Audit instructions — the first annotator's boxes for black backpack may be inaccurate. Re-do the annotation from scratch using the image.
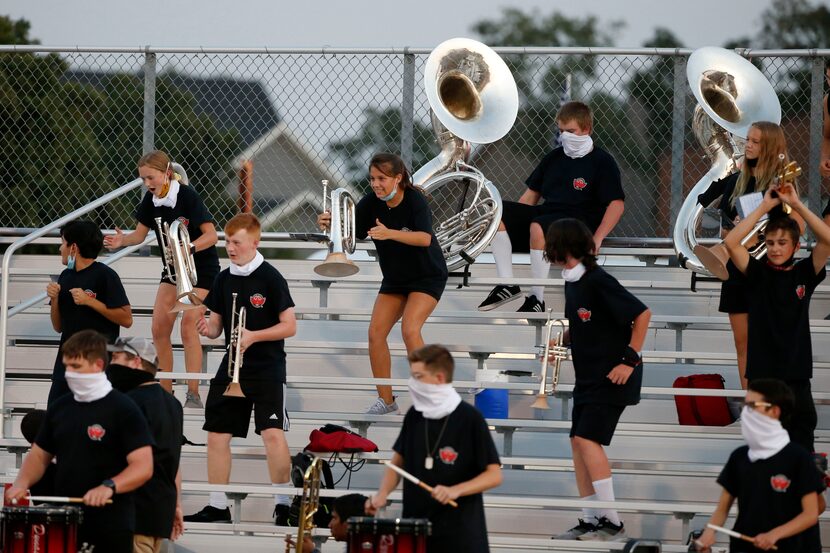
[288,451,335,527]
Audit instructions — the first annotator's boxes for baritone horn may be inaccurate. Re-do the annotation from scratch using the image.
[285,456,322,553]
[532,310,569,410]
[315,182,359,277]
[224,292,247,398]
[155,216,202,313]
[414,37,517,270]
[673,46,782,279]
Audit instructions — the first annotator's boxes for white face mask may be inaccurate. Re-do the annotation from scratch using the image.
[741,405,790,462]
[407,377,462,419]
[65,371,113,403]
[229,250,264,277]
[562,262,587,282]
[152,178,181,208]
[378,186,398,202]
[560,131,594,159]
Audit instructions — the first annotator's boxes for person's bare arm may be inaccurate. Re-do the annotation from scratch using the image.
[83,445,153,507]
[593,199,625,253]
[5,445,54,502]
[724,188,781,274]
[696,489,734,550]
[68,290,132,328]
[366,452,403,514]
[431,463,502,505]
[774,184,830,274]
[517,188,542,206]
[192,222,218,252]
[239,308,296,352]
[103,223,151,250]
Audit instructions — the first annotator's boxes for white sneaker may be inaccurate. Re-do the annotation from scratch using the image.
[365,396,399,415]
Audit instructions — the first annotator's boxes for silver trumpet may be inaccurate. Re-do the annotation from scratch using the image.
[224,292,247,398]
[531,310,569,410]
[155,216,202,313]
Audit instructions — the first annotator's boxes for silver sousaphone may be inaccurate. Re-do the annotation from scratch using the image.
[415,37,518,270]
[673,46,782,278]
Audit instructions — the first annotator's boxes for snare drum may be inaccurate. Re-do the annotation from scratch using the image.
[1,505,81,553]
[347,517,430,553]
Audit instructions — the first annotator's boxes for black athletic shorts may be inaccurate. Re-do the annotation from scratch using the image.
[160,262,220,291]
[203,379,289,437]
[570,403,625,446]
[718,260,749,314]
[501,201,600,253]
[379,276,447,301]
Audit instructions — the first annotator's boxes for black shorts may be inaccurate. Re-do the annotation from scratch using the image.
[203,379,289,438]
[501,201,599,253]
[570,403,625,446]
[781,379,817,453]
[159,262,220,291]
[718,260,749,314]
[379,276,447,301]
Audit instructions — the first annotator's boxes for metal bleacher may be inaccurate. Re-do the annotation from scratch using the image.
[2,237,829,552]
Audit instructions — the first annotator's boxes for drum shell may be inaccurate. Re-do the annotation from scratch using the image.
[1,505,81,553]
[347,517,430,553]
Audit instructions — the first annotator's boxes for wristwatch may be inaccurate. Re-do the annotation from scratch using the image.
[621,345,642,368]
[190,244,197,256]
[101,479,117,494]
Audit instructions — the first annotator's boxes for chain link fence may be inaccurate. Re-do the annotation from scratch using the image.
[0,46,827,239]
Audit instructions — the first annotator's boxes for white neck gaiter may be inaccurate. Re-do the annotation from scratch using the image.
[230,251,264,277]
[65,371,113,403]
[562,262,587,282]
[408,377,462,420]
[561,132,594,159]
[741,406,790,462]
[152,178,181,209]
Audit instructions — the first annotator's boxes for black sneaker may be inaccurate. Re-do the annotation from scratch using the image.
[579,517,626,541]
[478,285,522,311]
[517,296,545,313]
[274,504,292,526]
[552,518,597,540]
[183,505,231,523]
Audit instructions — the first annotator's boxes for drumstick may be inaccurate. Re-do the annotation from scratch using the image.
[383,461,458,508]
[14,496,113,505]
[706,523,778,551]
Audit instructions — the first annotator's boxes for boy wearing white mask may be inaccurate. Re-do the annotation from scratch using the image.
[185,213,297,526]
[6,330,154,553]
[478,101,625,313]
[366,345,502,553]
[545,218,651,542]
[695,379,822,552]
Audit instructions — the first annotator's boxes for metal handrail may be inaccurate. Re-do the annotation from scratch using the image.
[0,177,144,436]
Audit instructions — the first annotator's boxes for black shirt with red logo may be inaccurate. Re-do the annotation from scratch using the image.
[134,184,220,277]
[393,401,500,553]
[204,261,296,382]
[35,390,153,534]
[525,146,624,229]
[744,255,826,380]
[565,267,648,406]
[718,442,822,553]
[53,261,130,378]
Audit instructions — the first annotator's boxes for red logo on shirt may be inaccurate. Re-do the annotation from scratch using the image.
[84,289,97,299]
[177,216,189,227]
[439,446,458,465]
[250,293,266,308]
[87,424,106,441]
[796,285,806,300]
[577,308,592,322]
[573,178,588,190]
[770,474,791,492]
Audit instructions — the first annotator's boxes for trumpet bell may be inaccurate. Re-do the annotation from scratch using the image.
[424,37,518,144]
[223,381,245,398]
[693,243,731,281]
[170,292,204,313]
[531,395,551,410]
[314,252,359,278]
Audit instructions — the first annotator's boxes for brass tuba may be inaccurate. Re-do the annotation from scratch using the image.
[414,37,518,271]
[155,217,202,312]
[285,456,322,553]
[673,47,782,278]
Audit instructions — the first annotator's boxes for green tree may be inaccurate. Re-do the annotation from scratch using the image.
[758,0,830,48]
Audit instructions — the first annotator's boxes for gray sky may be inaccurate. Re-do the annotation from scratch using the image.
[4,0,777,49]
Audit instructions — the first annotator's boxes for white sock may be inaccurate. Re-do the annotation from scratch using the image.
[273,484,291,506]
[491,231,514,279]
[592,477,621,526]
[209,491,228,510]
[529,249,549,302]
[580,493,600,524]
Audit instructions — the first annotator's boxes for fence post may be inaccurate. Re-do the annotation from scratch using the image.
[808,55,824,213]
[401,51,416,168]
[670,55,687,224]
[143,50,157,155]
